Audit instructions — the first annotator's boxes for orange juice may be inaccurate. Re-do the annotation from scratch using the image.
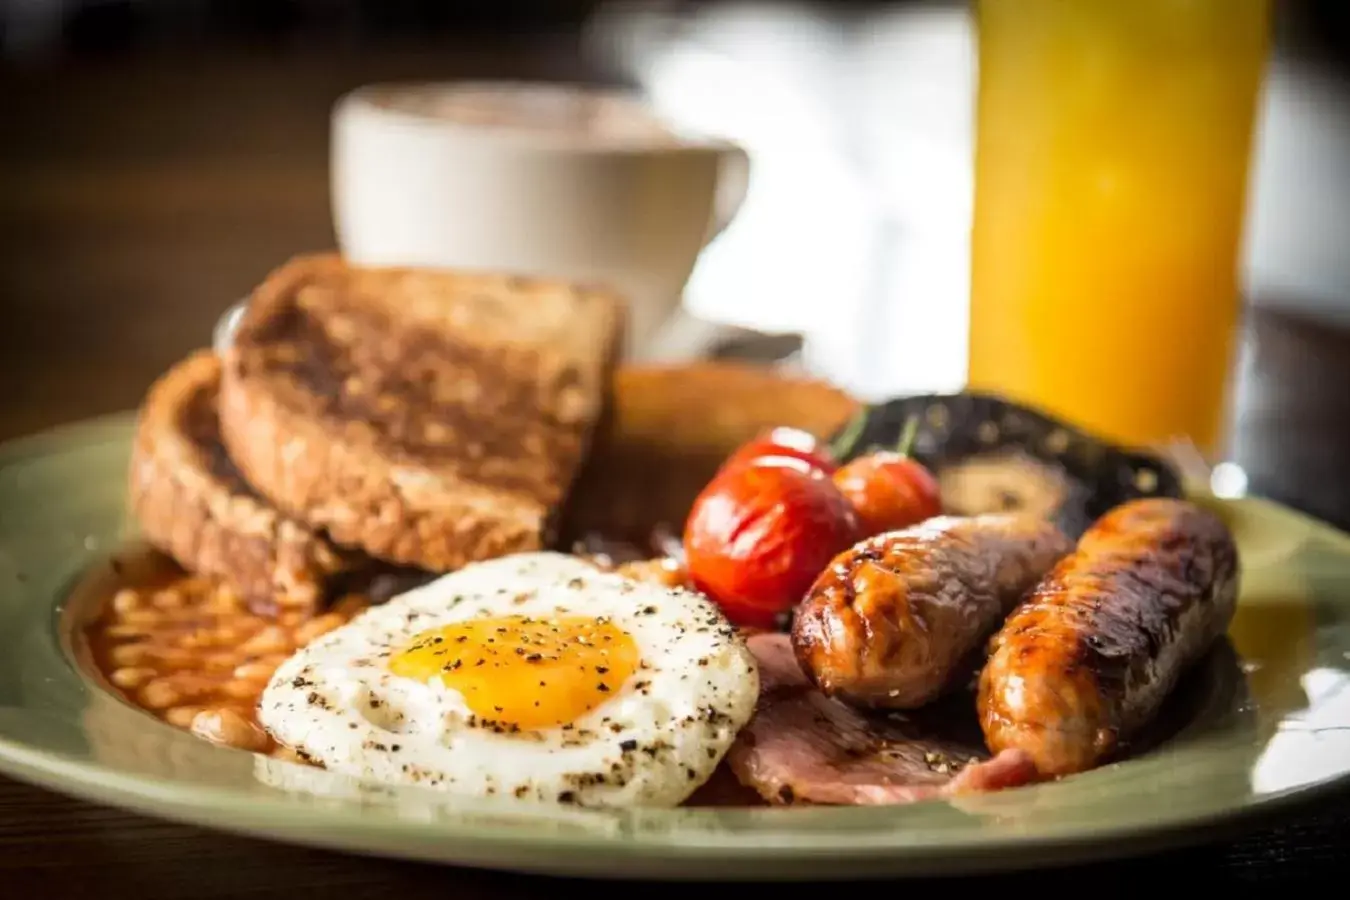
[968,0,1271,457]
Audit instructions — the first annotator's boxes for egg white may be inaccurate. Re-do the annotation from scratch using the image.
[257,552,759,808]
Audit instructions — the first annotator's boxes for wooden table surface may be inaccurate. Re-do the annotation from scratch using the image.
[3,37,1350,893]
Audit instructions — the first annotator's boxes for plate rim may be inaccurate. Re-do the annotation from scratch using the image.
[0,730,1331,880]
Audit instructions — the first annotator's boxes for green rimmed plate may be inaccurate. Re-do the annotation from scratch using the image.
[0,412,1348,880]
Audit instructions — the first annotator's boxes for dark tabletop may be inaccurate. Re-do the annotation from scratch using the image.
[2,13,1350,893]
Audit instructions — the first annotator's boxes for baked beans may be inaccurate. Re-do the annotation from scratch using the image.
[86,572,369,755]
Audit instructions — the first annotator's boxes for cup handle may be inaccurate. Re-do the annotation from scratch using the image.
[708,143,751,241]
[637,142,750,362]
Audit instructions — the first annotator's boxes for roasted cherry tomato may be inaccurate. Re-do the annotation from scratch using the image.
[684,456,860,629]
[718,426,839,477]
[832,415,941,537]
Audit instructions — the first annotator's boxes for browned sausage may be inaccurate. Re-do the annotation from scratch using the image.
[792,515,1071,709]
[977,498,1239,777]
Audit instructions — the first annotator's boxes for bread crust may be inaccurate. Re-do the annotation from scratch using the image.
[127,350,355,613]
[218,253,624,572]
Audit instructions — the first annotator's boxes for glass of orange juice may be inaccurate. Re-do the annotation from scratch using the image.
[967,0,1272,459]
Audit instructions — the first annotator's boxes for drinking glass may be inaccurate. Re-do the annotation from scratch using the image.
[967,0,1272,458]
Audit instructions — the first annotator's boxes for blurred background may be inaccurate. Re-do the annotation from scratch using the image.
[2,0,1350,518]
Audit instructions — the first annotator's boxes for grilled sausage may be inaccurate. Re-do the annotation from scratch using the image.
[977,498,1239,777]
[792,515,1071,709]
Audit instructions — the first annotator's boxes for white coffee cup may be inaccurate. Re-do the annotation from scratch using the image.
[330,81,750,359]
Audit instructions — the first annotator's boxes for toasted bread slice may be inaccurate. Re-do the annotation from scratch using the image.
[128,350,357,613]
[218,253,624,572]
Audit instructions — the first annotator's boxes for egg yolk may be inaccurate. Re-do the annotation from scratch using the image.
[389,615,640,730]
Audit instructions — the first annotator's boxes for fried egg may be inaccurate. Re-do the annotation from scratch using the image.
[257,552,759,807]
